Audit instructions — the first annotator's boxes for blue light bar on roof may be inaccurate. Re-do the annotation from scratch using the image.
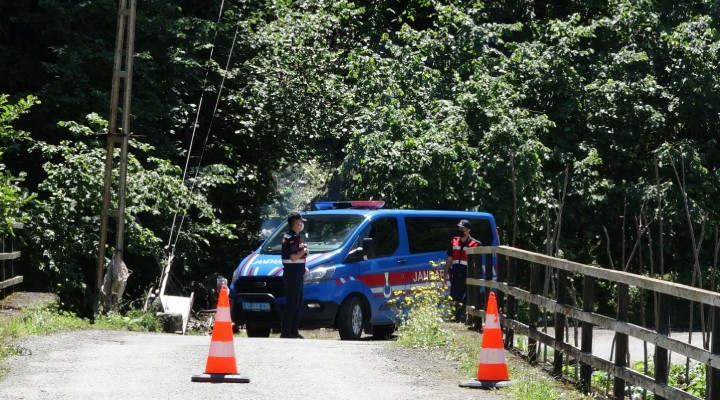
[314,201,386,210]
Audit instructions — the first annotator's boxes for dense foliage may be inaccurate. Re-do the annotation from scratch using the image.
[0,94,38,236]
[1,0,719,313]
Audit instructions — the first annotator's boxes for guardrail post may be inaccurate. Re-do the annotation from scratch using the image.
[614,283,630,399]
[654,293,670,400]
[528,262,541,364]
[479,252,487,314]
[1,234,5,298]
[554,269,568,377]
[466,253,479,328]
[1,223,22,299]
[710,306,720,400]
[496,252,506,314]
[504,255,516,349]
[580,275,595,393]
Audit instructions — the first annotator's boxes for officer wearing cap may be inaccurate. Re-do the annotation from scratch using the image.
[280,212,309,339]
[444,219,481,322]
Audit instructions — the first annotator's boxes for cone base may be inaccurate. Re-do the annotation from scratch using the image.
[191,373,250,383]
[459,379,513,389]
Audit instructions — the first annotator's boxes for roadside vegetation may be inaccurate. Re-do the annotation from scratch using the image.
[586,361,706,400]
[390,269,708,399]
[390,267,590,400]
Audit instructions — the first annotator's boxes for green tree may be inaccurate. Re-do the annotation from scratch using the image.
[0,94,38,236]
[22,114,235,314]
[3,0,720,314]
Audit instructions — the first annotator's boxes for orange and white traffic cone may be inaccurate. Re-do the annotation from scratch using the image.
[191,284,250,383]
[460,291,512,388]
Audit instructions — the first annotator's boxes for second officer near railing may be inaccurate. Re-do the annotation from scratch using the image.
[444,219,481,322]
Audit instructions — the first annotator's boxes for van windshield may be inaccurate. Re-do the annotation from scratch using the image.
[260,214,365,255]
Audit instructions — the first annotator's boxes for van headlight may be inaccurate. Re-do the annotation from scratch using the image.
[304,265,335,283]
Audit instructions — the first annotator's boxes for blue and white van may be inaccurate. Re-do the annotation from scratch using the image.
[229,201,499,340]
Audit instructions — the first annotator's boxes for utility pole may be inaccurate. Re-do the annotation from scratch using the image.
[96,0,137,314]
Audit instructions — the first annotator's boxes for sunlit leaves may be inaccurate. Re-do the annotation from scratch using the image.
[24,114,236,308]
[0,94,39,236]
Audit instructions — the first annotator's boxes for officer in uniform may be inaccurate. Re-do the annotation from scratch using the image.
[280,212,309,338]
[444,219,481,322]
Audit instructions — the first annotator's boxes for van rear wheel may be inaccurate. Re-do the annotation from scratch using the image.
[338,297,364,340]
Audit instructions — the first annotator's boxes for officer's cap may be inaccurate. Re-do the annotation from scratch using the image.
[287,212,307,223]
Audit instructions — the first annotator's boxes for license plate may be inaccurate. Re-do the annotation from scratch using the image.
[242,301,271,312]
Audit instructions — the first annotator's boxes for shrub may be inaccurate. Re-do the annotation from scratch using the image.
[389,261,456,348]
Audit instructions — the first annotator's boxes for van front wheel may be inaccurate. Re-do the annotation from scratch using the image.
[338,297,364,340]
[245,325,271,338]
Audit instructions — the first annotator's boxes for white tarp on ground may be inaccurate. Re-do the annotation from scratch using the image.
[155,254,194,334]
[160,293,194,335]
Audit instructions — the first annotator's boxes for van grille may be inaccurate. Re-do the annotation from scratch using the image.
[234,276,285,298]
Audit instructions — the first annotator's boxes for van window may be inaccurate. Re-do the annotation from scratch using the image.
[368,218,399,257]
[260,214,365,254]
[405,217,494,254]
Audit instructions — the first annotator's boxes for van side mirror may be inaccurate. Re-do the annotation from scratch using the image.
[344,247,362,263]
[362,237,377,260]
[343,237,378,263]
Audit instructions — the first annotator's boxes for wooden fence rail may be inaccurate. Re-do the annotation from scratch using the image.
[1,223,23,298]
[466,245,720,400]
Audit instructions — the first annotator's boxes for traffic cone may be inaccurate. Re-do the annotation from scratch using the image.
[191,284,250,383]
[460,292,512,388]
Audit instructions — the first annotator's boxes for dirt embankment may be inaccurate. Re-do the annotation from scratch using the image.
[0,292,59,322]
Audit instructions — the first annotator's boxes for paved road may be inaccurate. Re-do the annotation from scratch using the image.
[0,330,498,400]
[539,328,705,365]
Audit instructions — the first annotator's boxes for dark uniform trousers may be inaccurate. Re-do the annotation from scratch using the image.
[281,265,305,337]
[449,265,468,321]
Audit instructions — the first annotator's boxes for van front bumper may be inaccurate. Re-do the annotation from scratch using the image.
[230,293,338,329]
[231,293,282,329]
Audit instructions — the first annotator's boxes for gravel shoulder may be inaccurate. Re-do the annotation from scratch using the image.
[0,329,503,400]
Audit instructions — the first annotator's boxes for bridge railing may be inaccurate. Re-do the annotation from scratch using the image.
[466,245,720,400]
[1,223,23,300]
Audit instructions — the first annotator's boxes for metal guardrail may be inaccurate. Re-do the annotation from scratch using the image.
[466,245,719,400]
[1,223,23,298]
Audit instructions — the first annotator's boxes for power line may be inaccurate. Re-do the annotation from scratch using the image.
[160,1,239,297]
[165,0,228,252]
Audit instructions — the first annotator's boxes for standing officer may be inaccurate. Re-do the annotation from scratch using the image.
[444,219,481,322]
[280,212,309,339]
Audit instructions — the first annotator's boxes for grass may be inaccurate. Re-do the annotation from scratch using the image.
[441,324,590,400]
[93,310,161,332]
[507,365,587,400]
[0,305,90,342]
[588,360,706,400]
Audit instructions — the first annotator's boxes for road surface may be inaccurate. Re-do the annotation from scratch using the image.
[539,327,705,365]
[0,330,499,400]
